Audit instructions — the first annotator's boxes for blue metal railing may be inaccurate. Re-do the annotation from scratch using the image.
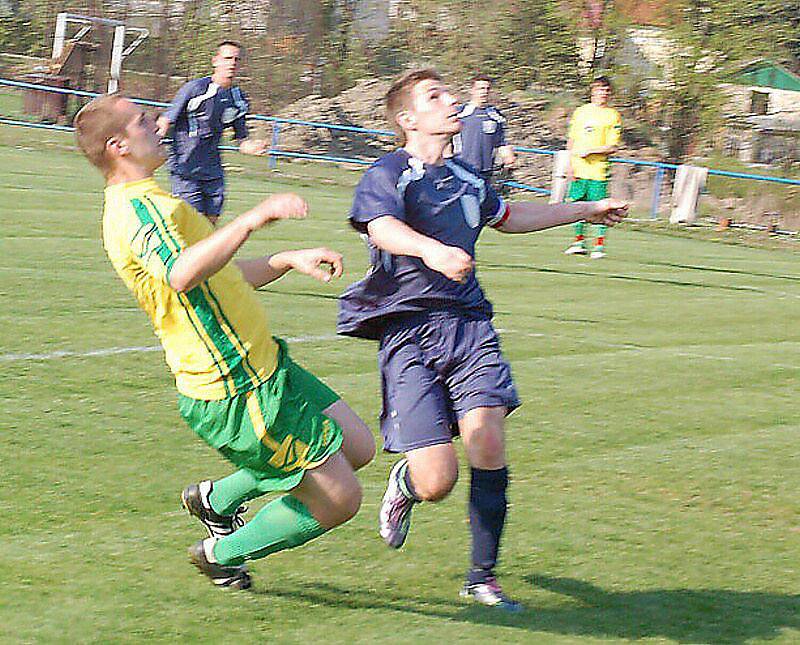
[250,113,394,137]
[0,116,74,132]
[3,76,800,213]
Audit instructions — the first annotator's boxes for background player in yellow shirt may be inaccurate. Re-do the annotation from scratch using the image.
[74,94,375,590]
[564,77,622,259]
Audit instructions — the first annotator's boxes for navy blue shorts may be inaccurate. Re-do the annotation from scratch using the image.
[170,175,225,217]
[378,310,520,454]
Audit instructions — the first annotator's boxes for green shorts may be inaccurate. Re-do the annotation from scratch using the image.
[567,178,609,202]
[178,338,344,492]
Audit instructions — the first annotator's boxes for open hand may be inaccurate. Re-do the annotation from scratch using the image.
[585,198,628,226]
[286,247,344,283]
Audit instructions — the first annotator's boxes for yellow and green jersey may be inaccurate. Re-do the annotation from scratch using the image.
[102,177,278,400]
[568,103,622,181]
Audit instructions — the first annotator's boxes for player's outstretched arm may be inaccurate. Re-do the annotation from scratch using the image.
[168,193,307,293]
[237,248,343,289]
[497,198,628,234]
[367,216,475,283]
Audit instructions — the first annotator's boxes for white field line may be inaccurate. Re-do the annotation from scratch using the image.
[674,351,735,362]
[2,345,162,361]
[1,333,342,363]
[6,329,798,365]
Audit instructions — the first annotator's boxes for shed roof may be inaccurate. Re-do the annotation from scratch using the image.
[736,60,800,92]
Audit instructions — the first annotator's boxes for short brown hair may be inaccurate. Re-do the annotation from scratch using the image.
[74,94,128,176]
[217,40,242,51]
[385,68,442,145]
[591,75,613,91]
[471,74,493,85]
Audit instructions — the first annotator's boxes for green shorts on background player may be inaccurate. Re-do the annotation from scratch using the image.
[74,94,374,590]
[564,77,622,259]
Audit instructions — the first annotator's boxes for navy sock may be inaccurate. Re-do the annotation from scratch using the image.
[467,466,508,585]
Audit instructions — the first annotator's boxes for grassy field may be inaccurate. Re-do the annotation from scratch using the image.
[1,125,799,644]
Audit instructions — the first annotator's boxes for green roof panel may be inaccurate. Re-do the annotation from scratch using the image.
[737,62,800,92]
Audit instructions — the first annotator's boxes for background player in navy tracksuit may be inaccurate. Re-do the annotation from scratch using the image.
[452,75,516,182]
[157,41,268,225]
[337,69,628,611]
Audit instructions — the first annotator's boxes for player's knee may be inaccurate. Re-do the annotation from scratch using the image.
[326,402,376,470]
[477,433,505,461]
[356,440,376,471]
[466,428,506,469]
[414,467,458,502]
[334,481,363,525]
[350,423,376,470]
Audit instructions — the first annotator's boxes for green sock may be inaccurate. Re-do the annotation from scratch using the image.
[209,469,262,516]
[573,220,585,240]
[213,495,326,565]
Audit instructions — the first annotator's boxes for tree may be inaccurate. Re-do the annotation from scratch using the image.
[382,0,580,90]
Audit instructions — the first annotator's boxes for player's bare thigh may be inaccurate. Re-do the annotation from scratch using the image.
[323,399,375,471]
[459,405,507,470]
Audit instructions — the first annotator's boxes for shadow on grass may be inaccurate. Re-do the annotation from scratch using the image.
[482,262,764,293]
[526,575,800,644]
[645,261,800,282]
[253,579,529,629]
[258,288,340,301]
[256,576,799,642]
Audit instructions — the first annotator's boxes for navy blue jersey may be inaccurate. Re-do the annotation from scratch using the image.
[453,104,507,173]
[164,77,249,180]
[337,149,508,340]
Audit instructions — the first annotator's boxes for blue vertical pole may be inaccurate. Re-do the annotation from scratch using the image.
[650,165,665,219]
[269,122,280,170]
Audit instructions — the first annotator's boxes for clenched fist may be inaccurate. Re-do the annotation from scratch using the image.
[422,243,475,283]
[585,198,629,226]
[243,193,308,231]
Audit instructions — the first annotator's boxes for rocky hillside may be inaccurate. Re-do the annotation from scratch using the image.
[263,78,659,208]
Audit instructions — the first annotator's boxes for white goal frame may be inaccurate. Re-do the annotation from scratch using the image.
[52,12,149,93]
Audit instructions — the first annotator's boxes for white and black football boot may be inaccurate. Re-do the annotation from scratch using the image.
[460,576,523,613]
[181,480,247,539]
[188,539,251,590]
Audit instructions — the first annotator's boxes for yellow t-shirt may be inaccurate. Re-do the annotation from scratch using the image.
[568,103,622,181]
[102,177,278,400]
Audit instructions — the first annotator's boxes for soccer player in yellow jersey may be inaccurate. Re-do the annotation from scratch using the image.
[564,76,622,259]
[74,94,375,590]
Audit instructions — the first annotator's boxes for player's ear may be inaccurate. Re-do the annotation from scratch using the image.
[106,136,129,158]
[396,109,415,133]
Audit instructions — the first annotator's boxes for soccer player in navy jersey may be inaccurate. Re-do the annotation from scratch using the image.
[156,41,268,225]
[337,69,627,611]
[453,75,515,183]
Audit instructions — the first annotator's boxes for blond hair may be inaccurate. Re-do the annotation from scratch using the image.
[385,68,442,146]
[73,94,129,176]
